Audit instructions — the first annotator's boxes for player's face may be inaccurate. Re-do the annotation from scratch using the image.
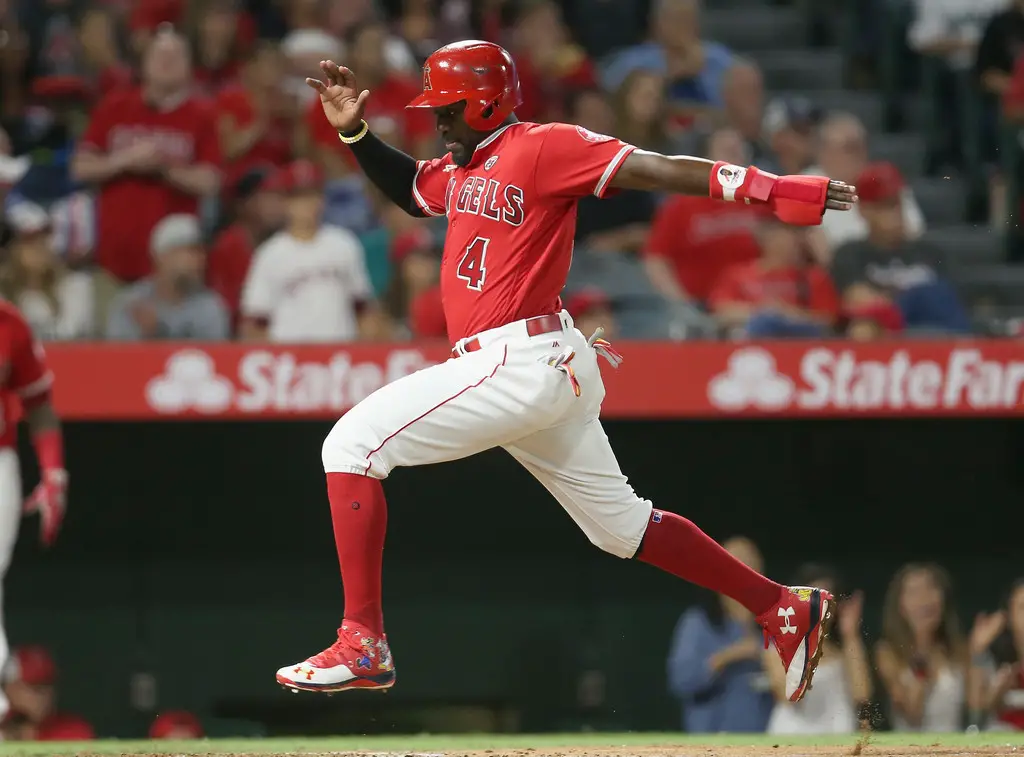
[433,102,480,167]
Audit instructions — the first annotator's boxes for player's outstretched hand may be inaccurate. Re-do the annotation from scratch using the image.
[306,60,369,134]
[826,180,858,211]
[23,469,67,547]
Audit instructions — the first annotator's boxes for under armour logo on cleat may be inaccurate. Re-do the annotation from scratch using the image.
[778,606,797,634]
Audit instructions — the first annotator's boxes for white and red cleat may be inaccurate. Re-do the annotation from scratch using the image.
[275,621,395,693]
[757,585,836,702]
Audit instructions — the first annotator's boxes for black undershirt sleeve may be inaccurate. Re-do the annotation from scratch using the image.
[341,124,425,217]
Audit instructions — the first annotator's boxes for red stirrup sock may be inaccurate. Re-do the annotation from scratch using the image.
[326,472,388,635]
[637,509,783,615]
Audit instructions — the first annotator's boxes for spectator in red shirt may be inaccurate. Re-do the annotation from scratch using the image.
[127,0,186,60]
[77,8,135,98]
[511,0,597,123]
[149,710,204,739]
[301,19,436,169]
[386,225,440,338]
[643,127,764,305]
[191,0,256,97]
[71,29,221,287]
[709,217,839,338]
[300,19,434,234]
[216,41,294,192]
[207,166,285,331]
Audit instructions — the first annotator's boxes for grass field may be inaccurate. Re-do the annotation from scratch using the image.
[2,731,1023,757]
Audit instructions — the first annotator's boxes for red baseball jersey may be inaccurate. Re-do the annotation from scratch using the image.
[412,122,635,343]
[79,87,222,282]
[0,302,53,449]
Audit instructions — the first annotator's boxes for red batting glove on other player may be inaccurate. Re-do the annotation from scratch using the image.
[709,162,830,226]
[23,429,67,547]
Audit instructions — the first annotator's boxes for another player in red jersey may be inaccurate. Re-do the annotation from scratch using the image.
[0,303,67,718]
[276,41,858,703]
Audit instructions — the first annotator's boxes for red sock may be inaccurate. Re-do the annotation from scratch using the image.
[326,472,387,636]
[638,510,783,615]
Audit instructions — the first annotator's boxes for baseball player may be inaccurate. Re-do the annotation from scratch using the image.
[0,303,67,718]
[276,41,857,704]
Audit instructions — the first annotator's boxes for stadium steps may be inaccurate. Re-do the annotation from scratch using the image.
[910,177,968,225]
[766,88,886,133]
[750,48,845,91]
[701,7,808,51]
[954,265,1024,306]
[920,227,1004,270]
[871,133,928,177]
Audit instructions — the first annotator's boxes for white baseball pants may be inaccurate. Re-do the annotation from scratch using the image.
[0,448,20,718]
[321,311,653,558]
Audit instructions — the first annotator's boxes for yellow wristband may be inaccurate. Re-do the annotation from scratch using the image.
[338,121,369,145]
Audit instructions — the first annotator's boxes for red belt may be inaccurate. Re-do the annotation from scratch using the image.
[453,313,564,357]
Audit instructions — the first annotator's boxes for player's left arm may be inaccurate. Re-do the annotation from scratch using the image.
[8,318,66,547]
[611,150,858,226]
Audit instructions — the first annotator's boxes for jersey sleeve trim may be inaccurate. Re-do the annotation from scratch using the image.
[594,145,637,198]
[15,372,54,398]
[412,160,445,217]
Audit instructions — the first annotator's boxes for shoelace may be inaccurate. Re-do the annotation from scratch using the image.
[308,626,372,668]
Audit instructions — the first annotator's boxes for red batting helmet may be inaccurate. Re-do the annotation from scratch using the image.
[406,40,522,131]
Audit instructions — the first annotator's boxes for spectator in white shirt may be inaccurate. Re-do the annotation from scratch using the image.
[0,202,95,340]
[805,113,925,255]
[240,160,384,343]
[908,0,1004,173]
[909,0,1005,71]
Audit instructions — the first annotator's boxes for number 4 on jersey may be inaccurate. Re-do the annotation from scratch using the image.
[457,237,489,291]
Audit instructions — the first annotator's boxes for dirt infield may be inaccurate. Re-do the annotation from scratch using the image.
[75,747,1023,757]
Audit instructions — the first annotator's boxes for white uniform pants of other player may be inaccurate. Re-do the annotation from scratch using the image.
[322,311,653,558]
[0,448,19,718]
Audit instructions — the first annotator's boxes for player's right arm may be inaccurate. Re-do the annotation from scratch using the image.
[306,61,442,218]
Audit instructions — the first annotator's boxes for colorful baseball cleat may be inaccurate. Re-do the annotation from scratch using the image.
[275,621,395,693]
[757,585,836,702]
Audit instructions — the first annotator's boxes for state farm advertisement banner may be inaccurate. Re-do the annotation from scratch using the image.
[42,340,1024,420]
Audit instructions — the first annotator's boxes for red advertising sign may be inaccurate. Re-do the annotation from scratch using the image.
[43,340,1024,420]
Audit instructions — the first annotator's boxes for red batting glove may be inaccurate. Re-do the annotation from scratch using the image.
[24,428,67,547]
[709,162,831,226]
[23,470,67,547]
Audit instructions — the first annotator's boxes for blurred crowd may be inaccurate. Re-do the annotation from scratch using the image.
[0,644,204,741]
[666,552,1024,735]
[0,0,1015,345]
